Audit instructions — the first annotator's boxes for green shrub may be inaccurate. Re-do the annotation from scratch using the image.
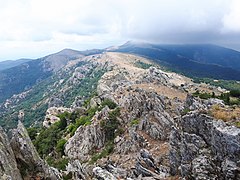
[63,173,73,180]
[34,121,63,157]
[134,61,152,69]
[101,108,120,141]
[27,127,39,141]
[58,112,69,130]
[46,156,69,171]
[181,108,190,116]
[86,107,98,117]
[235,122,240,128]
[90,142,114,164]
[130,119,139,126]
[76,116,91,127]
[199,93,212,99]
[56,139,67,155]
[219,93,230,104]
[101,99,117,109]
[67,107,98,136]
[230,89,240,98]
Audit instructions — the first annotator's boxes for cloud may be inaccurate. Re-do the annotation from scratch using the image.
[222,0,240,32]
[0,0,239,60]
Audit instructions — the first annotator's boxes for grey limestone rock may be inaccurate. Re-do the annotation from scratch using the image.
[135,149,170,179]
[65,120,106,162]
[66,159,88,180]
[10,121,61,179]
[0,127,22,180]
[169,112,240,179]
[93,167,117,180]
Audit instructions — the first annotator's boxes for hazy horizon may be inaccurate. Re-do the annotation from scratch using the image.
[0,0,240,61]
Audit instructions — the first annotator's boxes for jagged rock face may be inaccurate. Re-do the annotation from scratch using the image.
[65,121,106,162]
[114,127,145,154]
[185,94,225,111]
[142,66,188,87]
[0,127,22,180]
[10,121,61,179]
[135,149,170,179]
[66,159,89,180]
[169,112,240,179]
[120,89,174,141]
[93,167,117,180]
[185,94,207,111]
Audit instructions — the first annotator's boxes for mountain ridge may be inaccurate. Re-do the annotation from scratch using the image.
[112,41,240,80]
[0,50,239,179]
[0,58,33,71]
[0,51,239,179]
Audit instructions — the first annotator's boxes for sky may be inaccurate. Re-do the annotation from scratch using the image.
[0,0,240,61]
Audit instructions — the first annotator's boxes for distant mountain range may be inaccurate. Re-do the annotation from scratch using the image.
[0,42,240,104]
[112,41,240,80]
[0,59,32,71]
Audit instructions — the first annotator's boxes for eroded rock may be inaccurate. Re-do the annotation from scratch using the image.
[10,121,61,179]
[169,112,240,179]
[0,127,22,180]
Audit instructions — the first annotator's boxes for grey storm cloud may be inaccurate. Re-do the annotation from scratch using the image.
[0,0,240,60]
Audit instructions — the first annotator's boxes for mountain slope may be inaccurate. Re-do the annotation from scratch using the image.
[0,59,32,71]
[159,44,240,70]
[0,54,105,129]
[0,49,104,103]
[113,42,240,80]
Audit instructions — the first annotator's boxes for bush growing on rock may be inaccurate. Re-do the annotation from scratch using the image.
[56,138,67,155]
[101,99,117,109]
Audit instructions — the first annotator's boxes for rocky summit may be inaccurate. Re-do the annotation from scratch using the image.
[0,51,239,179]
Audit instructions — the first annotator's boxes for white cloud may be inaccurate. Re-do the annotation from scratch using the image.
[0,0,239,60]
[222,0,240,32]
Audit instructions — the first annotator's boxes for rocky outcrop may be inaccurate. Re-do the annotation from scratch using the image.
[66,159,89,180]
[43,106,72,127]
[185,94,206,111]
[135,149,170,179]
[10,121,61,179]
[65,121,106,162]
[120,89,173,141]
[93,167,117,180]
[0,127,22,180]
[169,112,240,179]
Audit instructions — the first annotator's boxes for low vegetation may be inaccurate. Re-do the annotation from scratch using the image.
[193,78,240,91]
[90,142,114,164]
[209,105,240,126]
[193,90,240,105]
[101,99,117,109]
[134,60,152,69]
[0,64,105,130]
[28,96,121,169]
[130,119,140,126]
[91,107,121,163]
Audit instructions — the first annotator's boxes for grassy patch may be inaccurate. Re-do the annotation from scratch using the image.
[181,108,190,116]
[130,119,139,126]
[89,142,114,164]
[134,60,152,69]
[209,105,240,123]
